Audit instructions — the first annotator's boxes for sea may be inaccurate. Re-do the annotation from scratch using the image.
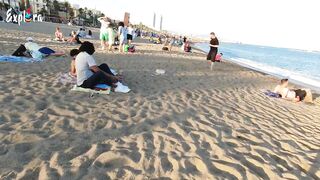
[195,42,320,92]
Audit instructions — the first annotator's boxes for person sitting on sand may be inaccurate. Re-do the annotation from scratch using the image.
[274,79,313,103]
[68,31,82,44]
[54,27,65,41]
[162,36,170,51]
[75,41,122,89]
[70,49,80,77]
[24,37,65,58]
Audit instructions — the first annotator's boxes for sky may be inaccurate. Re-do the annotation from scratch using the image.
[67,0,320,50]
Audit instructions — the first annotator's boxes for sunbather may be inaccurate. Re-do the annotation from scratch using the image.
[68,31,82,44]
[25,37,65,56]
[54,27,66,41]
[274,79,313,103]
[75,41,122,89]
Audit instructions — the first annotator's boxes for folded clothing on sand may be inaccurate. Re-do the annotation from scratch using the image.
[39,47,55,55]
[264,90,281,98]
[0,55,41,62]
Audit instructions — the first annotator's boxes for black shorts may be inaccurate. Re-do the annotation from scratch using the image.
[294,89,307,101]
[127,34,133,40]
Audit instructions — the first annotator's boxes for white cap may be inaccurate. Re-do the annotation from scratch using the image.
[26,37,33,42]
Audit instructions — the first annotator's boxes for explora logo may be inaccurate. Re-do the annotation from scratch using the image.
[6,7,43,25]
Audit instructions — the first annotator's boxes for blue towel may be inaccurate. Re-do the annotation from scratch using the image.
[95,84,111,89]
[264,90,281,98]
[0,56,41,63]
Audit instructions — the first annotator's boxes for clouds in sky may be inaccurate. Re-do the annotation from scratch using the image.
[67,0,320,50]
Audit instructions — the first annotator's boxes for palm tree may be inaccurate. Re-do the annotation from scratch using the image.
[19,0,26,11]
[63,1,70,19]
[44,0,51,15]
[78,7,84,25]
[68,7,74,20]
[52,0,59,15]
[87,9,93,25]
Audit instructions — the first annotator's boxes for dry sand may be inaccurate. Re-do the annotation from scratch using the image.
[0,23,319,180]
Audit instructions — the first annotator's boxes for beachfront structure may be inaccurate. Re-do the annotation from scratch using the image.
[160,15,163,31]
[29,0,47,13]
[153,13,156,28]
[2,0,19,8]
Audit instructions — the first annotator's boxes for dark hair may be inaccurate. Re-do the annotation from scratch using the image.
[79,41,95,55]
[210,32,215,35]
[70,49,80,57]
[220,53,223,55]
[281,79,288,84]
[118,21,124,27]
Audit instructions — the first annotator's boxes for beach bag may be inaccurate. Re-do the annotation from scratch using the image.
[12,44,27,57]
[124,45,129,52]
[128,45,135,53]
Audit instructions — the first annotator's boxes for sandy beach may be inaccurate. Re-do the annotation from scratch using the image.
[0,23,319,179]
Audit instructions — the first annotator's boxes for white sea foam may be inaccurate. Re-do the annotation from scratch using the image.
[228,57,320,92]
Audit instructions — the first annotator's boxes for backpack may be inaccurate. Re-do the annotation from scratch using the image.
[128,45,135,53]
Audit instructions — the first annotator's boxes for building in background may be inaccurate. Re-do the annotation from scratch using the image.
[29,0,47,13]
[2,0,19,8]
[160,15,163,31]
[124,12,130,26]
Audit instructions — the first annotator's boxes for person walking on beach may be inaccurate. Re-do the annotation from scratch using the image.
[107,26,116,51]
[127,24,134,45]
[207,32,219,70]
[97,16,110,50]
[118,22,127,53]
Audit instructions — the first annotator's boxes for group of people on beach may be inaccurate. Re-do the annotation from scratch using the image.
[54,26,92,44]
[98,17,135,53]
[8,19,315,102]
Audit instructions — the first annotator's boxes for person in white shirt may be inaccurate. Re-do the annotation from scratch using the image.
[118,22,127,53]
[75,41,121,88]
[24,37,65,58]
[274,79,313,103]
[97,17,110,50]
[127,24,134,45]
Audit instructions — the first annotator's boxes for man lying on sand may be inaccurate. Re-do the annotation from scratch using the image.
[25,37,65,57]
[274,79,313,103]
[75,41,122,89]
[12,37,65,58]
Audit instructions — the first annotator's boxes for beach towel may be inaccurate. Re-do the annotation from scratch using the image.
[263,90,281,98]
[71,84,111,95]
[0,55,41,63]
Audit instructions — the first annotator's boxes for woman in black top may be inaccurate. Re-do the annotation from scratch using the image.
[207,32,219,61]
